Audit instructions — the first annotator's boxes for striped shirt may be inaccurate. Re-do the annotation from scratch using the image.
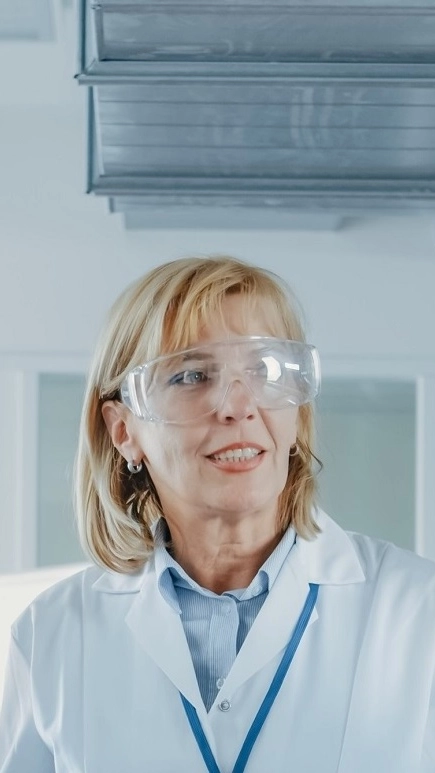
[154,519,296,711]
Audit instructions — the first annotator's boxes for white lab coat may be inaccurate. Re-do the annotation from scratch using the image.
[1,510,435,773]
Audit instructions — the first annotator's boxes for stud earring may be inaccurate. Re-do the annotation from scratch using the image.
[127,460,143,474]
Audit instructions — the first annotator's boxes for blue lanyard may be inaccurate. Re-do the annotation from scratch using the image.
[180,582,319,773]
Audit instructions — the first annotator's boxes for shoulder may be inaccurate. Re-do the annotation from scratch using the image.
[344,528,435,615]
[11,563,145,658]
[11,565,103,641]
[310,509,435,604]
[347,529,435,583]
[7,563,151,716]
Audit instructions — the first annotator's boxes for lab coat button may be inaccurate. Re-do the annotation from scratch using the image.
[218,699,231,712]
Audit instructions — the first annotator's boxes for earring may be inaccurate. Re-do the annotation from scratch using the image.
[289,444,299,457]
[127,460,143,474]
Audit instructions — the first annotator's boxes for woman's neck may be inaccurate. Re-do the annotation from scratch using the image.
[163,515,281,594]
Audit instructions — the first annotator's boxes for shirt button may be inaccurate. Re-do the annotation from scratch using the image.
[218,699,231,712]
[216,677,225,689]
[222,601,232,614]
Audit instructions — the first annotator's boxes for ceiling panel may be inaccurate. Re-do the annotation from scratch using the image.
[120,206,344,231]
[0,0,54,41]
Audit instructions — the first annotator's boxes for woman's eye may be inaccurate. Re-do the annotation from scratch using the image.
[169,370,208,386]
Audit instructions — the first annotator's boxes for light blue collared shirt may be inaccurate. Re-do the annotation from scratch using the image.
[154,520,296,711]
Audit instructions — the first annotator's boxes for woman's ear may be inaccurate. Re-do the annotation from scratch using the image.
[101,400,141,461]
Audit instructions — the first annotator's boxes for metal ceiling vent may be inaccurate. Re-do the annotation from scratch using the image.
[76,1,435,229]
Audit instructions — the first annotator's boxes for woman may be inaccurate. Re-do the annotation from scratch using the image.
[1,256,434,773]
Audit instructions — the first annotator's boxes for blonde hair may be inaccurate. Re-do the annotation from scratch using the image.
[75,256,320,573]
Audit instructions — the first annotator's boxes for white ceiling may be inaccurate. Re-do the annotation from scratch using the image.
[0,0,53,41]
[0,0,80,107]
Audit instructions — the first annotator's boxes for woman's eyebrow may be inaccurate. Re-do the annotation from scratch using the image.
[180,350,214,360]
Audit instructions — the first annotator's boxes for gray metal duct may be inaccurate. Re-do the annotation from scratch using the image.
[76,1,435,228]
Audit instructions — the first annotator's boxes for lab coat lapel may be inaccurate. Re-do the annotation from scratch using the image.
[124,560,205,715]
[89,509,365,730]
[218,509,365,701]
[221,542,317,699]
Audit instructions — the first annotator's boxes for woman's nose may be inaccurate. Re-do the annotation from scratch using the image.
[215,380,257,422]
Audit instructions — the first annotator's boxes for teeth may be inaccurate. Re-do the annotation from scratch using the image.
[211,447,261,462]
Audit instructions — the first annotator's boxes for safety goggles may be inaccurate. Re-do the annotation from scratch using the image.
[120,336,320,425]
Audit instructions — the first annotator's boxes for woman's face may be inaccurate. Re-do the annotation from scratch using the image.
[124,294,299,526]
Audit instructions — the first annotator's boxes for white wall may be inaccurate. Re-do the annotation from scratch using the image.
[0,105,434,361]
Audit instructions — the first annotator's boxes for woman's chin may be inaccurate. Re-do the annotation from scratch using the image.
[207,490,276,519]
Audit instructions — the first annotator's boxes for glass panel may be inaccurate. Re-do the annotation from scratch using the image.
[316,379,416,551]
[37,374,87,567]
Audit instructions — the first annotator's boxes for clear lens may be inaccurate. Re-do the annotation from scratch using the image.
[120,337,320,424]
